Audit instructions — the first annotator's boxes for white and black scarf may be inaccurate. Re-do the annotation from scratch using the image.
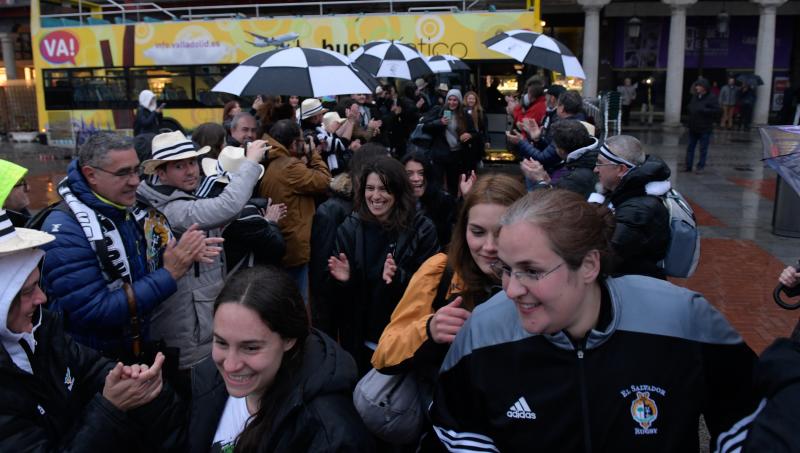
[58,179,146,287]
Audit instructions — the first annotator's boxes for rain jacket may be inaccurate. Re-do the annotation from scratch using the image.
[257,137,331,268]
[40,160,177,358]
[0,249,173,451]
[529,137,599,198]
[134,90,162,136]
[179,329,374,452]
[591,155,671,279]
[428,276,758,453]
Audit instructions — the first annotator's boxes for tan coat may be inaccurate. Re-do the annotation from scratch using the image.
[258,137,331,267]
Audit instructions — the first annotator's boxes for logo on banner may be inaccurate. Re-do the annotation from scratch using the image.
[40,30,79,64]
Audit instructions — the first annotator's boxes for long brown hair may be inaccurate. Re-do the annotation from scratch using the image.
[448,173,526,308]
[464,90,484,133]
[355,155,416,233]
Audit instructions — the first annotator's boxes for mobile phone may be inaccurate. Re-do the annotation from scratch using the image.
[443,110,453,120]
[158,103,167,109]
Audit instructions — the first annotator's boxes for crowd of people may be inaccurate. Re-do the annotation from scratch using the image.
[1,74,798,452]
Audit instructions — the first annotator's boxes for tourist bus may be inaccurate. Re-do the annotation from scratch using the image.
[31,0,540,147]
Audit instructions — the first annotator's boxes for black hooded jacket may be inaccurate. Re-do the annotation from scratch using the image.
[0,310,173,452]
[606,155,671,279]
[184,329,374,453]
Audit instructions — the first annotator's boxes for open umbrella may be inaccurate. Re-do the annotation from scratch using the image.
[483,29,585,79]
[737,73,764,86]
[349,40,432,80]
[425,54,470,74]
[211,47,379,97]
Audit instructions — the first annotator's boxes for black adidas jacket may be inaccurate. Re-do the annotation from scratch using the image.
[426,276,758,453]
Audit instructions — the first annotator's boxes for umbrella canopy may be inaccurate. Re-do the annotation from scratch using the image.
[483,29,585,79]
[737,73,765,86]
[349,40,433,80]
[212,47,379,97]
[426,54,470,74]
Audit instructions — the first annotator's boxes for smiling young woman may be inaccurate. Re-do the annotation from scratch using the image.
[371,174,526,388]
[181,266,373,453]
[327,155,440,374]
[426,189,760,453]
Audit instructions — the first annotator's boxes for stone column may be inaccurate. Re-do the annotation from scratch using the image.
[577,0,611,99]
[0,33,17,80]
[752,0,786,125]
[662,0,696,127]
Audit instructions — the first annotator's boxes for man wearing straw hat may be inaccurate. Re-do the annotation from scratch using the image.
[0,159,173,450]
[37,133,216,365]
[136,131,267,372]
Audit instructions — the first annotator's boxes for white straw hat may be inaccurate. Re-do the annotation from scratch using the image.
[0,209,54,256]
[142,131,210,175]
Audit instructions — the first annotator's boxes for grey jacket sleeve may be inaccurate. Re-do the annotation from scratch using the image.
[164,160,262,233]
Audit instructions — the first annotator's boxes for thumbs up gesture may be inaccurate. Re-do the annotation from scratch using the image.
[429,296,471,344]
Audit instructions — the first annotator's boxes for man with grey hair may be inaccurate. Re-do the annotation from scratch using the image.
[590,134,671,279]
[38,132,214,362]
[227,111,258,147]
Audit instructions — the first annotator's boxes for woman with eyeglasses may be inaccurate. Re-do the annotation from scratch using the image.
[327,155,439,374]
[371,174,525,386]
[427,189,759,453]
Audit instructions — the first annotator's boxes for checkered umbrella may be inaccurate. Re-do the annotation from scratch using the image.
[425,54,470,74]
[483,30,586,79]
[349,40,433,80]
[211,47,379,97]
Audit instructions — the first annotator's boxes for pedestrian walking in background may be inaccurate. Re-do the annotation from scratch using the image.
[684,78,720,173]
[617,77,637,126]
[739,83,756,130]
[719,77,739,129]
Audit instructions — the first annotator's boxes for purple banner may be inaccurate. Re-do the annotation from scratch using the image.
[614,16,793,69]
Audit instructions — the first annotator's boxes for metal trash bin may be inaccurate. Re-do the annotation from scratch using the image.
[772,175,800,238]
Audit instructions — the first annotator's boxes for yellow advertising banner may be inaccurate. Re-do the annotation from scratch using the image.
[34,11,539,69]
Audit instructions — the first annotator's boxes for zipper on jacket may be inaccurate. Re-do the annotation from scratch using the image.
[576,345,593,453]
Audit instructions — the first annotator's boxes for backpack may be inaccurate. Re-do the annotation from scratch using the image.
[659,189,700,278]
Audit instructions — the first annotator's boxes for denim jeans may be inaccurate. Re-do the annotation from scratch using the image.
[685,130,712,170]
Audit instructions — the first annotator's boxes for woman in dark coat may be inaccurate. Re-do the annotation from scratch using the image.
[134,89,162,136]
[421,89,477,195]
[402,151,457,247]
[179,266,373,453]
[327,156,440,373]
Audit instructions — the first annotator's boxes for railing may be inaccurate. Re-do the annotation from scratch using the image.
[40,0,500,26]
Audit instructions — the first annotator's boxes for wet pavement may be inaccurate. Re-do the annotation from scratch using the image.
[2,125,799,354]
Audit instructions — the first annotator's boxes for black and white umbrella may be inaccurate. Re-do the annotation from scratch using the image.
[425,54,470,74]
[483,30,586,79]
[349,40,432,80]
[212,47,379,97]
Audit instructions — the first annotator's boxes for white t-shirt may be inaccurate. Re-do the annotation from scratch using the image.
[211,396,251,453]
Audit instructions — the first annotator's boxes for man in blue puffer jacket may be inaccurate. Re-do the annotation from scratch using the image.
[39,132,210,361]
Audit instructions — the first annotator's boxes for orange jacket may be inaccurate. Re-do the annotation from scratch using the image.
[371,253,463,371]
